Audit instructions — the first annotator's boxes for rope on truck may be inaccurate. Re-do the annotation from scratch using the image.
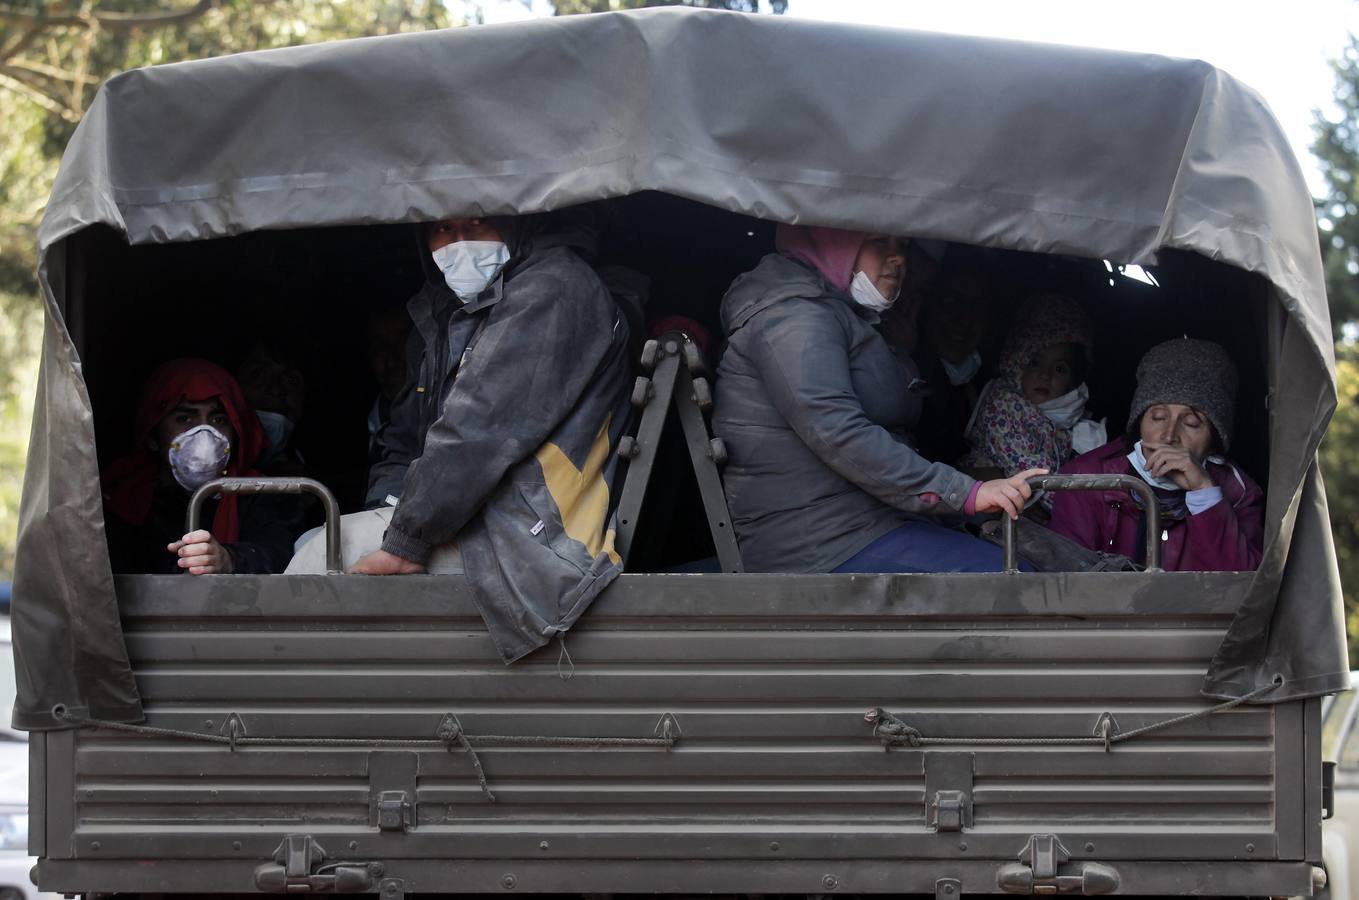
[866,676,1283,751]
[53,707,679,803]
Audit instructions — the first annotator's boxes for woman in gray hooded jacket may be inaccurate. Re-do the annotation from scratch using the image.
[712,225,1043,574]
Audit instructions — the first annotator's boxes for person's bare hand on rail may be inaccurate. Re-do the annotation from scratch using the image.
[974,468,1048,519]
[169,529,233,575]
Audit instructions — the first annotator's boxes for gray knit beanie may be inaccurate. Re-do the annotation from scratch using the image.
[1126,338,1238,450]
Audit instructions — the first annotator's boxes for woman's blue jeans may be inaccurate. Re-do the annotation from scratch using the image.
[832,520,1029,573]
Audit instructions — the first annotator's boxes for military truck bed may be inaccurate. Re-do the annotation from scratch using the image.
[33,572,1323,896]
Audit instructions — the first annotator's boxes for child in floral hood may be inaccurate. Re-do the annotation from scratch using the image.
[962,294,1106,479]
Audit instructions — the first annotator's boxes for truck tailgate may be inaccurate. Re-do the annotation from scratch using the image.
[35,572,1321,896]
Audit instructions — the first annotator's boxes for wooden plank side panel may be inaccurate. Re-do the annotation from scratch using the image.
[62,573,1279,862]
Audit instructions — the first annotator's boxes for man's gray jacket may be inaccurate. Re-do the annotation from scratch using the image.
[368,223,633,662]
[712,253,977,573]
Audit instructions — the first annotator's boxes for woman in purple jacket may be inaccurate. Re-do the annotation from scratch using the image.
[1047,338,1264,572]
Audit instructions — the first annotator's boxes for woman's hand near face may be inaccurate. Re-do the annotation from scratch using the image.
[1142,443,1214,491]
[975,468,1048,519]
[168,529,234,575]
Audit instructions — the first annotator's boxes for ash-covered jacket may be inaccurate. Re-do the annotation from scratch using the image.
[712,253,978,573]
[367,221,633,662]
[1048,438,1264,572]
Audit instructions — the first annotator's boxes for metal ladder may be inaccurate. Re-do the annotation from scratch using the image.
[613,330,744,573]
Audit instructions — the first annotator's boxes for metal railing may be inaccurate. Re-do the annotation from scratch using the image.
[1001,474,1161,573]
[186,477,342,574]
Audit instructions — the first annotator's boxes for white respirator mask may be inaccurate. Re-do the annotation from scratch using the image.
[431,240,511,302]
[167,424,231,492]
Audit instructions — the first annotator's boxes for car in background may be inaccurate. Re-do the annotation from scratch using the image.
[0,618,43,900]
[1323,674,1359,900]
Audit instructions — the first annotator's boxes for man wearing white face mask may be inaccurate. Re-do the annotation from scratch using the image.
[101,358,303,575]
[711,224,1046,576]
[340,211,636,665]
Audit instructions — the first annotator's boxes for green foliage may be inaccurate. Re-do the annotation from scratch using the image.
[552,0,786,15]
[0,79,55,579]
[1315,34,1359,336]
[0,283,38,583]
[1315,35,1359,663]
[1321,350,1359,666]
[0,1,454,126]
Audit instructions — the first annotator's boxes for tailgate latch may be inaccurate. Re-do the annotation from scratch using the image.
[997,834,1120,896]
[930,790,968,832]
[377,791,413,832]
[925,752,974,832]
[254,834,383,893]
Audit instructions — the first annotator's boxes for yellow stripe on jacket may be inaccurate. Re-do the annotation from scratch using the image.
[534,416,620,565]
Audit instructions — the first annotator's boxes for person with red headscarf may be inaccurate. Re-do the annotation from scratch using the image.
[711,225,1044,574]
[101,358,303,575]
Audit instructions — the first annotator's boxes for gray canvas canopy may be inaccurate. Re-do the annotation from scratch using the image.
[14,7,1345,728]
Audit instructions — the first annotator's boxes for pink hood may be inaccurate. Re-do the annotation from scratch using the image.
[774,224,866,293]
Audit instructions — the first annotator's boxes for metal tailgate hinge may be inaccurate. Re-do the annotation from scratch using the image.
[996,834,1120,895]
[254,834,384,893]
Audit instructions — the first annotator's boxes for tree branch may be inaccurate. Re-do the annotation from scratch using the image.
[0,69,80,121]
[68,10,95,113]
[0,0,218,31]
[7,55,85,85]
[0,21,42,64]
[0,60,75,108]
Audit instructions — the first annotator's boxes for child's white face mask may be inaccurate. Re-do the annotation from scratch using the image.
[168,424,231,491]
[1036,382,1089,429]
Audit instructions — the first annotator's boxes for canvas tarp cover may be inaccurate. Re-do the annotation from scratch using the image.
[15,8,1344,728]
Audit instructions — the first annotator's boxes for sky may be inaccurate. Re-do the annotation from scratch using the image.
[460,0,1359,197]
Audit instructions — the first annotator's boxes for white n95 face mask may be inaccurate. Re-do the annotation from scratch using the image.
[431,240,511,301]
[849,269,900,314]
[168,424,231,492]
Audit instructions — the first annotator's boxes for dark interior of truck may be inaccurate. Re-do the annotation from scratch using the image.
[71,191,1273,572]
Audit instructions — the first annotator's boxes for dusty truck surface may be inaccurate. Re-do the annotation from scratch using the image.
[13,7,1349,898]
